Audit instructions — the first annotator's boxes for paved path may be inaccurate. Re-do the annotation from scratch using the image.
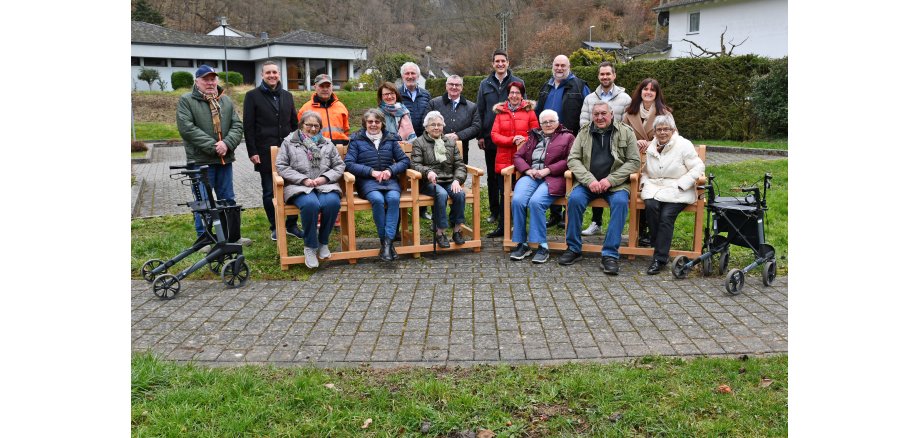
[132,240,787,366]
[131,141,787,366]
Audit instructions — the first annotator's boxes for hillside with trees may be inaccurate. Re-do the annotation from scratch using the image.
[133,0,661,75]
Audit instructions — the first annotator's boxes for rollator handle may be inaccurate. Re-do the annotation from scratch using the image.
[741,187,759,193]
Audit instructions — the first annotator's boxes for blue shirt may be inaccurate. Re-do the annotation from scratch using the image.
[403,85,418,102]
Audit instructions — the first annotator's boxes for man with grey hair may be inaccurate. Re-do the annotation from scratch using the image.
[558,100,639,275]
[535,54,590,229]
[426,75,480,165]
[578,60,632,236]
[400,61,433,218]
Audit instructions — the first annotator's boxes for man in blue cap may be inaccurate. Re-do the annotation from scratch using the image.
[177,65,249,244]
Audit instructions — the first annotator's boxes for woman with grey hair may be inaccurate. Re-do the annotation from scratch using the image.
[640,113,705,275]
[276,111,345,268]
[345,108,410,261]
[410,111,468,248]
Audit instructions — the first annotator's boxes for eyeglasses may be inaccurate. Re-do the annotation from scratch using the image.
[655,128,673,133]
[508,91,522,95]
[427,123,444,127]
[381,92,396,97]
[366,120,382,125]
[540,120,558,125]
[446,83,463,87]
[303,123,321,129]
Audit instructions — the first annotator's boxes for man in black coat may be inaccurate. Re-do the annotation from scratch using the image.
[426,75,480,165]
[243,61,302,241]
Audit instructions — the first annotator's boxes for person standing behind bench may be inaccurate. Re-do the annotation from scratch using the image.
[176,65,250,245]
[558,101,639,275]
[399,62,433,220]
[426,75,480,165]
[243,61,302,242]
[297,74,350,145]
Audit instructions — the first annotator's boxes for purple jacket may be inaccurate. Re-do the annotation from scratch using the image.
[513,125,575,196]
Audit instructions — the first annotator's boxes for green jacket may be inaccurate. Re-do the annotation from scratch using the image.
[176,85,243,165]
[567,121,640,193]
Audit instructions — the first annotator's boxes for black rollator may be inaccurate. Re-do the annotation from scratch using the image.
[141,163,250,299]
[671,173,776,295]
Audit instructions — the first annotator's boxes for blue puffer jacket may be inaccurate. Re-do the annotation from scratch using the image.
[344,129,410,198]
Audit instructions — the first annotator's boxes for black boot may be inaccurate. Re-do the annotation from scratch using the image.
[380,238,392,261]
[486,227,504,238]
[387,237,399,260]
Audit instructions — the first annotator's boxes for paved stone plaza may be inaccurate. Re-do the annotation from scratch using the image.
[131,141,787,366]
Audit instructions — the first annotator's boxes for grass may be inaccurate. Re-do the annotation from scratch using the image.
[696,139,788,150]
[132,352,787,436]
[131,158,788,279]
[131,150,148,158]
[134,122,180,141]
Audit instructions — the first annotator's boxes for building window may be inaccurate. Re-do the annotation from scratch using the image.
[144,57,167,67]
[688,12,700,34]
[197,60,219,68]
[331,60,349,86]
[172,59,193,68]
[131,57,140,66]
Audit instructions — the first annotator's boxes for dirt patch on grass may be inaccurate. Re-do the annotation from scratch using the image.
[133,93,182,123]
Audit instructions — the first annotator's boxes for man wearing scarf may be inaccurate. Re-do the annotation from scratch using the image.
[244,61,302,241]
[177,65,245,240]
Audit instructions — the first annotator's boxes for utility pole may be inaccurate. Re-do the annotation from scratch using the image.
[497,10,511,51]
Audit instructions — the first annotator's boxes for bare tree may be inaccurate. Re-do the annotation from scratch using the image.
[682,26,748,58]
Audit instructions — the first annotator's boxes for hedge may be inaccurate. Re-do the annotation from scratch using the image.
[171,71,194,89]
[426,55,782,140]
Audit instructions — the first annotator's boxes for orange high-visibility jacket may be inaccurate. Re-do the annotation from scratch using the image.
[297,92,350,143]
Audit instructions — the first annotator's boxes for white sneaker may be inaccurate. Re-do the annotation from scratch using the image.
[304,247,319,268]
[318,244,331,260]
[582,222,602,236]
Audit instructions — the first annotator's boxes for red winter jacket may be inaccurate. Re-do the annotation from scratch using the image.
[490,100,538,174]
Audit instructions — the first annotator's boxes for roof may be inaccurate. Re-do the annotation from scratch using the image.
[627,38,672,56]
[582,41,625,50]
[654,0,711,11]
[131,21,364,49]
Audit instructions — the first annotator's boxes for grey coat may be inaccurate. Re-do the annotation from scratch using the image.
[276,130,345,202]
[410,133,467,185]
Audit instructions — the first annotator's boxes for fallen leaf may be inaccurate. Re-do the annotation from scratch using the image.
[477,430,496,438]
[717,384,733,394]
[323,383,335,389]
[361,418,372,429]
[505,421,512,426]
[420,420,431,433]
[738,367,747,374]
[760,377,774,388]
[608,412,623,423]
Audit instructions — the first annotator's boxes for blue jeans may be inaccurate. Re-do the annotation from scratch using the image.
[565,186,629,258]
[421,182,466,230]
[511,176,558,244]
[365,189,401,239]
[290,191,341,249]
[191,163,235,237]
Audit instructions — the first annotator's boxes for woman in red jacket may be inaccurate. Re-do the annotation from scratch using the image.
[488,81,538,238]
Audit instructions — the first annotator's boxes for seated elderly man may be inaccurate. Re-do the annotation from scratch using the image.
[410,111,468,248]
[558,101,640,275]
[508,109,575,263]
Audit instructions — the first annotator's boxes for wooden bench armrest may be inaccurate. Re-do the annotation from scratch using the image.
[343,171,355,184]
[465,165,484,176]
[500,165,516,176]
[405,168,422,179]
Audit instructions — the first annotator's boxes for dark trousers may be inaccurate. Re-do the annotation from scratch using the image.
[484,137,500,217]
[260,171,298,231]
[590,207,604,225]
[644,199,687,263]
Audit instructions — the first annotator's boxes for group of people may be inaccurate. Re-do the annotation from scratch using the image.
[176,51,704,275]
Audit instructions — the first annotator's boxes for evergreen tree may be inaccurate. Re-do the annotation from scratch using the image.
[132,0,164,25]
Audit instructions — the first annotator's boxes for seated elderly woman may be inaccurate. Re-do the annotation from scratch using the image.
[275,111,346,268]
[640,113,705,274]
[508,109,575,263]
[410,111,468,248]
[345,108,411,262]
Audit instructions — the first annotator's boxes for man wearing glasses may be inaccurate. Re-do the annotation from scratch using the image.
[558,101,639,275]
[426,75,481,165]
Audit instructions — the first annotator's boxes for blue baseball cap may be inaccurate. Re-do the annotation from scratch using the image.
[195,65,219,78]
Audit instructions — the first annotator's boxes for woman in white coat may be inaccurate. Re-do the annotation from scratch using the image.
[640,114,704,275]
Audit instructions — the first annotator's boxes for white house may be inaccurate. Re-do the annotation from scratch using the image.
[630,0,787,60]
[131,21,367,91]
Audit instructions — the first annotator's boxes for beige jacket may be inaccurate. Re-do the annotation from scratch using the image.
[640,133,704,204]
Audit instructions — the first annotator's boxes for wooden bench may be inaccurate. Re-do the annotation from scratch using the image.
[405,141,484,254]
[499,144,707,259]
[270,143,419,268]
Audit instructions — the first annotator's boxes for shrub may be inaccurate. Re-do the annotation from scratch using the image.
[372,53,417,84]
[131,141,149,152]
[171,71,194,89]
[569,48,617,67]
[156,78,169,91]
[750,57,788,138]
[218,71,244,86]
[137,68,160,90]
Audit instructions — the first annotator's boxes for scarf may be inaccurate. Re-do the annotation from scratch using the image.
[507,102,520,112]
[425,133,447,163]
[639,102,652,121]
[297,131,323,166]
[366,131,383,149]
[204,92,222,139]
[379,102,410,135]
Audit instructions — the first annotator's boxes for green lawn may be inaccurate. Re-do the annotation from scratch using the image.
[131,150,148,158]
[134,122,180,141]
[696,139,788,150]
[132,352,787,436]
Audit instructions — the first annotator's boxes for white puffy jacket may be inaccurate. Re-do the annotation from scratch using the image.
[640,133,705,204]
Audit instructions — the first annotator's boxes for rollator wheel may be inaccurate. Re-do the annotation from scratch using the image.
[762,260,777,287]
[152,274,180,300]
[141,259,165,283]
[671,255,691,279]
[725,269,744,295]
[718,251,730,275]
[208,253,235,274]
[701,255,713,276]
[221,259,250,289]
